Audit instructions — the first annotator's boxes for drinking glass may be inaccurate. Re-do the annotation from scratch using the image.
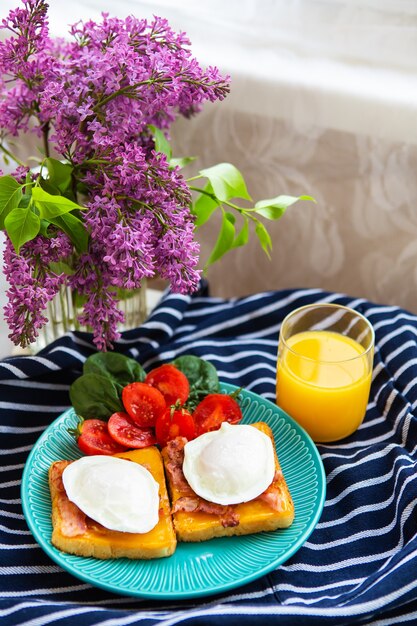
[276,303,375,442]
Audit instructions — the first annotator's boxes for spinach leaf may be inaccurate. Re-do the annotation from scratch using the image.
[172,354,219,410]
[69,373,123,420]
[83,352,145,387]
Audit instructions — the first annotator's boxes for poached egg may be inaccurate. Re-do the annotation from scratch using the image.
[182,422,275,505]
[62,455,160,533]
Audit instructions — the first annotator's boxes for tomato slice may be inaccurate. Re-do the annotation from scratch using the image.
[145,364,190,406]
[122,382,166,427]
[76,419,127,456]
[192,393,243,436]
[155,406,196,447]
[108,411,156,448]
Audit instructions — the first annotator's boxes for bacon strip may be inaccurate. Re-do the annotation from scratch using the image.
[257,486,283,511]
[50,461,88,537]
[172,496,239,527]
[166,437,240,527]
[257,470,285,511]
[165,438,195,496]
[166,437,285,521]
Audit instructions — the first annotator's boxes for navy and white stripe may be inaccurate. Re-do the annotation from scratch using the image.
[2,283,417,625]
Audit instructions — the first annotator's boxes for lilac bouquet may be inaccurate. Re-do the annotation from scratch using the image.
[0,0,312,350]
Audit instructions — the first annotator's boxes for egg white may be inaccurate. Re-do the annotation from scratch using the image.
[62,455,160,534]
[182,422,275,505]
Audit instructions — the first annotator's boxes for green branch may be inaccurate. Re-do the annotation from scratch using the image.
[0,143,26,167]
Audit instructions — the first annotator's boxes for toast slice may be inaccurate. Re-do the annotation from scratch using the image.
[49,447,177,559]
[162,421,295,542]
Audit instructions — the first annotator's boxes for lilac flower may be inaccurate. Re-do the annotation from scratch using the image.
[10,164,29,183]
[3,231,73,347]
[0,0,230,350]
[69,252,126,352]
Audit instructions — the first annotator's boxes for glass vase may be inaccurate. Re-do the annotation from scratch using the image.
[32,280,147,352]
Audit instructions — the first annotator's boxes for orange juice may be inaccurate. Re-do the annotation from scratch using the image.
[277,330,373,442]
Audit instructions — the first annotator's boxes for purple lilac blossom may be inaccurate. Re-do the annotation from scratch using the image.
[3,231,73,346]
[0,0,230,349]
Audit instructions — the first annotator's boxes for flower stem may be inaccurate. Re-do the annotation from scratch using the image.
[189,186,245,213]
[93,78,163,110]
[186,176,203,183]
[42,122,50,158]
[0,143,26,167]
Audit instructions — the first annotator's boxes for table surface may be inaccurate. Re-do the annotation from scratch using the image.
[2,285,417,626]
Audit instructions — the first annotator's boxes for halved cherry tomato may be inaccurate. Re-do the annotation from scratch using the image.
[108,411,157,448]
[122,382,166,427]
[155,406,196,447]
[76,419,127,456]
[145,364,190,406]
[192,393,243,436]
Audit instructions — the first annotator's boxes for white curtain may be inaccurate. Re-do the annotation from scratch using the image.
[1,1,417,355]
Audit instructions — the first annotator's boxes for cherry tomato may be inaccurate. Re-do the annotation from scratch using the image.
[108,411,157,448]
[145,364,190,406]
[76,419,127,456]
[122,382,166,427]
[192,393,243,435]
[155,406,196,447]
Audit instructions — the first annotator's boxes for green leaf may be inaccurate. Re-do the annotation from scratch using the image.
[49,260,75,275]
[148,124,172,160]
[205,211,236,268]
[32,187,82,220]
[232,216,249,249]
[49,212,89,253]
[4,207,40,253]
[39,176,60,196]
[199,163,252,202]
[172,355,219,392]
[0,176,23,229]
[172,354,219,411]
[73,290,88,309]
[169,156,196,169]
[69,373,124,420]
[255,221,272,258]
[39,219,51,237]
[20,192,32,207]
[83,352,146,388]
[254,194,316,220]
[116,287,143,301]
[45,158,73,193]
[192,182,220,227]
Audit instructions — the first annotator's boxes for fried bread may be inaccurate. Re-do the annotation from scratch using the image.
[49,447,177,559]
[162,421,295,542]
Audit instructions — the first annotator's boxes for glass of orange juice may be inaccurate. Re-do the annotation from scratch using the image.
[276,303,374,442]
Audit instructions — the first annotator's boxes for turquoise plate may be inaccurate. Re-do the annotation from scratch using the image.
[21,383,326,599]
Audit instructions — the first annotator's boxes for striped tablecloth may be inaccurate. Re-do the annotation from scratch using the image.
[2,285,417,625]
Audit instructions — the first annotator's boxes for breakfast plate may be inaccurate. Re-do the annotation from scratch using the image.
[21,383,326,599]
